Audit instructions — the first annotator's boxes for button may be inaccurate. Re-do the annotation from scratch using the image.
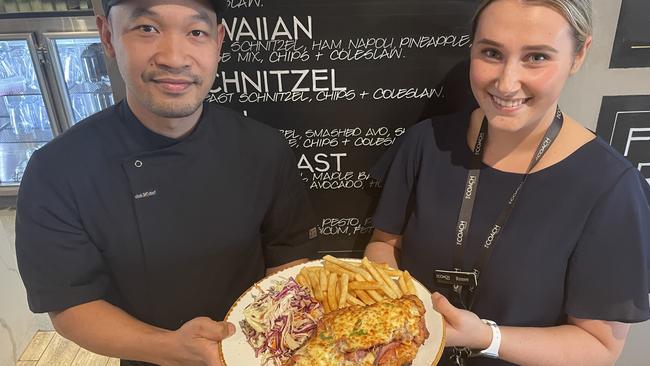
[134,160,143,168]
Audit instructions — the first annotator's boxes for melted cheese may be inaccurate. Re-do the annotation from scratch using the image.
[286,296,426,366]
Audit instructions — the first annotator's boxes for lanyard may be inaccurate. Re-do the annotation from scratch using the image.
[451,106,563,310]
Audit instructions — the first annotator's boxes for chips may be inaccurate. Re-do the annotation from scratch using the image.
[297,256,418,313]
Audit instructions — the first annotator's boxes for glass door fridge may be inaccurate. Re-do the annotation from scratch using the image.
[0,33,57,186]
[45,32,114,128]
[0,14,119,196]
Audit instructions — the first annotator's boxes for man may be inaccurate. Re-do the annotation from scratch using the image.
[15,1,315,365]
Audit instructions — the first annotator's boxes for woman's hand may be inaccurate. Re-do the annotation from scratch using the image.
[431,292,493,349]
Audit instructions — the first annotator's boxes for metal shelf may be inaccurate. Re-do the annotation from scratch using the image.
[0,93,44,97]
[67,81,112,94]
[68,91,113,95]
[0,118,53,143]
[0,1,93,15]
[0,131,53,144]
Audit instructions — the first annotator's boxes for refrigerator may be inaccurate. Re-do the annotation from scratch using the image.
[0,14,117,194]
[45,32,115,125]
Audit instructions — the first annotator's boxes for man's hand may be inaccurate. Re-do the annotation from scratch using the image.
[48,301,237,366]
[431,292,492,350]
[166,317,236,366]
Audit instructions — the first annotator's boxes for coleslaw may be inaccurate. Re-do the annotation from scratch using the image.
[240,277,323,366]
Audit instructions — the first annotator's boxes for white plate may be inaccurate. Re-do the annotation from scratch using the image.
[219,259,446,366]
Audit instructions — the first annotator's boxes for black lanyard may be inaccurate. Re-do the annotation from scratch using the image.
[450,106,563,311]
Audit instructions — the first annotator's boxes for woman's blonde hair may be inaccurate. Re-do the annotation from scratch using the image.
[471,0,593,53]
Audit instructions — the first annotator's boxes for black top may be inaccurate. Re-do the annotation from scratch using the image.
[371,110,650,366]
[16,101,315,365]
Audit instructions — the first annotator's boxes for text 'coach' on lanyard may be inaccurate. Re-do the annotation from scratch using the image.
[435,106,563,311]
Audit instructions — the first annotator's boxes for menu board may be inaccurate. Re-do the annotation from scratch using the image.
[610,0,650,69]
[596,95,650,185]
[210,0,476,255]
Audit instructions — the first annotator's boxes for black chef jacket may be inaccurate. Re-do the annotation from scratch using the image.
[16,100,316,364]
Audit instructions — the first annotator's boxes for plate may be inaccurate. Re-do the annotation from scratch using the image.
[219,258,446,366]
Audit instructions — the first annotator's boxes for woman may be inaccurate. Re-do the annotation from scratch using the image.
[365,0,650,365]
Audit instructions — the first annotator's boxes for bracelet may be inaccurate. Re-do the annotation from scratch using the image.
[469,319,501,359]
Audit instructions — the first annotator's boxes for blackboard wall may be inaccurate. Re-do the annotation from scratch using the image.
[212,0,477,256]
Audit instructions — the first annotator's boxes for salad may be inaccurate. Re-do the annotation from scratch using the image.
[240,277,323,366]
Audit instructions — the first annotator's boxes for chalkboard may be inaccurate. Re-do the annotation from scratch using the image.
[609,0,650,69]
[211,0,477,256]
[596,95,650,185]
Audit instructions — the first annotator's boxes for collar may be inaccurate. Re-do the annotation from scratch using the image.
[118,99,210,152]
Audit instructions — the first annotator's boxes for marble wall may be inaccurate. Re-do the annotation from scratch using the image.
[0,209,52,366]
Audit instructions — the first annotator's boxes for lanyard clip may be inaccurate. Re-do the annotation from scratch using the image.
[450,347,471,366]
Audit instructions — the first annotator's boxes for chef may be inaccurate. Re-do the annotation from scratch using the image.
[15,1,316,365]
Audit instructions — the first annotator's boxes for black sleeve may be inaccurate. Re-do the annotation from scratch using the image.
[565,168,650,323]
[261,142,317,268]
[16,150,111,313]
[369,121,427,235]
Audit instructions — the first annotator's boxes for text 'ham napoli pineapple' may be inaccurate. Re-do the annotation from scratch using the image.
[284,295,429,366]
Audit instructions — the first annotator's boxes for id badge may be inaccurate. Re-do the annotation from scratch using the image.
[434,269,478,288]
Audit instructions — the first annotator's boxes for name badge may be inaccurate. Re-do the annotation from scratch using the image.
[434,270,478,288]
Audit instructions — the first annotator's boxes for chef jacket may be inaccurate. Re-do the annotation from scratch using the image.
[16,100,316,335]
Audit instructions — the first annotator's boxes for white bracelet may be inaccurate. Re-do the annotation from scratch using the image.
[470,319,501,359]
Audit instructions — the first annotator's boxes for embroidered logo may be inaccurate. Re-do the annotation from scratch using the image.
[134,190,157,200]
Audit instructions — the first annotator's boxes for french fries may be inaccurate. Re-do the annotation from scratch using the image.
[296,273,309,289]
[338,273,349,309]
[383,268,403,277]
[308,271,323,302]
[398,273,409,295]
[366,289,385,303]
[362,257,398,299]
[293,256,419,314]
[354,289,375,305]
[377,264,403,297]
[327,272,338,311]
[323,255,373,281]
[346,293,365,306]
[323,261,356,278]
[404,270,417,296]
[348,281,383,290]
